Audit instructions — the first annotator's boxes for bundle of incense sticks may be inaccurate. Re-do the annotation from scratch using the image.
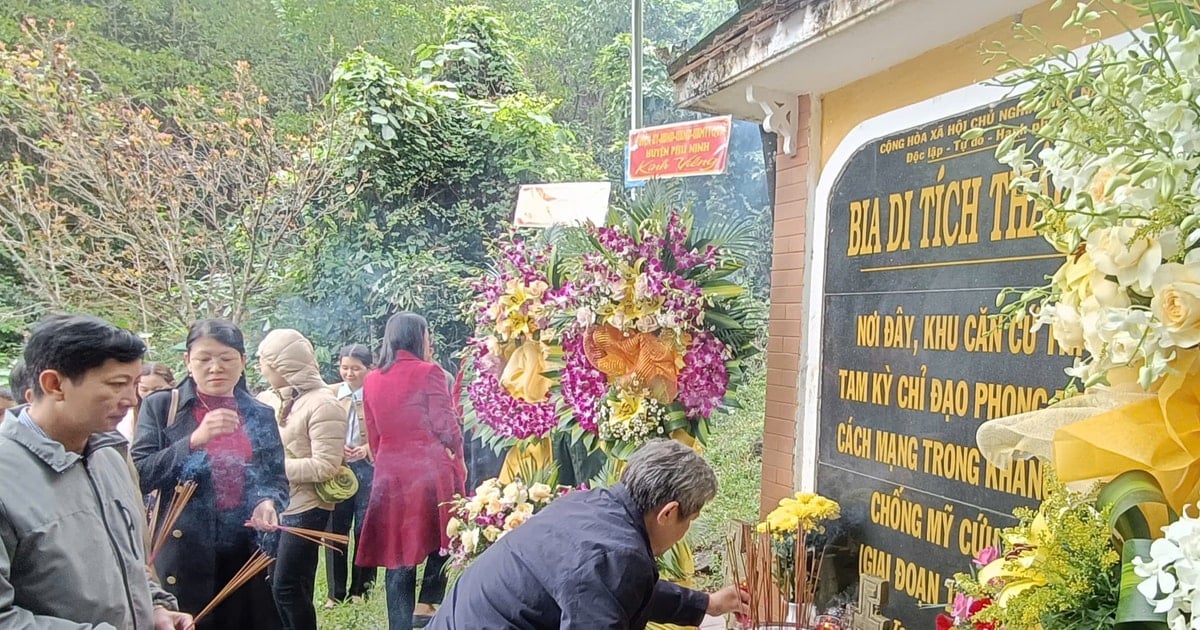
[724,529,752,629]
[278,525,349,552]
[146,490,162,546]
[193,549,274,623]
[725,521,823,629]
[245,523,350,553]
[148,481,197,565]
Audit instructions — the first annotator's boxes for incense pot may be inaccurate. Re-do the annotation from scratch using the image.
[758,602,799,629]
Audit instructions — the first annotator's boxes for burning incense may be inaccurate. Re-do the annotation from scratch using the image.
[148,481,197,565]
[278,525,349,552]
[792,532,801,629]
[244,523,350,553]
[193,549,274,623]
[724,535,751,630]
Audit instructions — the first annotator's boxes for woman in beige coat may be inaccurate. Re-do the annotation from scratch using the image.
[256,329,347,630]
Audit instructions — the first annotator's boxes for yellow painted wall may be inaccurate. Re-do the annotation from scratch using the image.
[820,1,1145,167]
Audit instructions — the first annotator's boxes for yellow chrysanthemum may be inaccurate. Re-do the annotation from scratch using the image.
[756,491,841,536]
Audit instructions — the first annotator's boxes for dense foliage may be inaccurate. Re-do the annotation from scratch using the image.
[278,8,601,369]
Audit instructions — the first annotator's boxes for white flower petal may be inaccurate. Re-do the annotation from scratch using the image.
[1141,576,1165,603]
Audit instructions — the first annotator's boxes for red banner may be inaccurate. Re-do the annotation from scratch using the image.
[626,116,732,182]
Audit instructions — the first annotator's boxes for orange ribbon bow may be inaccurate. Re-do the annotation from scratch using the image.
[584,324,681,403]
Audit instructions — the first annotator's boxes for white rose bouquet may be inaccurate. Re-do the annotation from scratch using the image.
[970,5,1200,630]
[985,1,1200,391]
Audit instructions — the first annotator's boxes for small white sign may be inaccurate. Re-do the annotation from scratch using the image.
[513,182,612,228]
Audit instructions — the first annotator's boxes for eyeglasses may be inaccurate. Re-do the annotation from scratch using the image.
[189,355,241,368]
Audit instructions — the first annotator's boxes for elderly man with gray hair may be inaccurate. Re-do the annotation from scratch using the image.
[429,439,750,629]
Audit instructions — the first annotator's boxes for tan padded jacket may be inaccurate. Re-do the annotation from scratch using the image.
[256,329,347,516]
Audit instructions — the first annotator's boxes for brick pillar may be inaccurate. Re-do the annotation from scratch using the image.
[760,94,812,515]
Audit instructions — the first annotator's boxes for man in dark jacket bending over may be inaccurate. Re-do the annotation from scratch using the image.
[429,439,750,629]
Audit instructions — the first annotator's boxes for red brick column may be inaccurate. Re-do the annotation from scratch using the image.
[761,94,812,515]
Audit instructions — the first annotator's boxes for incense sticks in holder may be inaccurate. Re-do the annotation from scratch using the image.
[724,521,827,629]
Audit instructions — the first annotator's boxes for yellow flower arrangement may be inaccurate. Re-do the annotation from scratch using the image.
[745,492,841,609]
[446,477,573,574]
[757,492,841,537]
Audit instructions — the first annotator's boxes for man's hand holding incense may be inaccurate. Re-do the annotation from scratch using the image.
[248,499,279,531]
[154,607,195,630]
[706,584,751,617]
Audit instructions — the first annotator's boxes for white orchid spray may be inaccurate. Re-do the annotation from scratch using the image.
[1134,508,1200,630]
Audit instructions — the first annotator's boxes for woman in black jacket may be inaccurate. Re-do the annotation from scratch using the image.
[132,319,289,629]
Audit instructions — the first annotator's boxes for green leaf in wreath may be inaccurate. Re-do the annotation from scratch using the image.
[704,310,741,330]
[701,280,746,300]
[1097,470,1176,544]
[663,411,690,434]
[1115,538,1168,630]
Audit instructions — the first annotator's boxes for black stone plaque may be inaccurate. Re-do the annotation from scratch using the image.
[815,96,1076,630]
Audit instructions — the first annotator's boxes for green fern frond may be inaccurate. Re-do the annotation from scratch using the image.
[587,457,623,489]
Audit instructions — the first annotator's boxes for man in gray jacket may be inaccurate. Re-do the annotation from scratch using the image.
[0,315,193,629]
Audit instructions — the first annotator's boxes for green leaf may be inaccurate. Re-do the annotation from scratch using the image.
[699,265,740,281]
[1115,539,1168,630]
[1097,470,1175,543]
[663,409,690,433]
[609,440,637,461]
[690,218,757,262]
[704,310,741,330]
[701,280,746,300]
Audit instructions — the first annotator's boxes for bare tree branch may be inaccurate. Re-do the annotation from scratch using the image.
[0,23,351,334]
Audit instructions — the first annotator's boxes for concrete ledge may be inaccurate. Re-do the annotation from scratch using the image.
[670,0,1041,119]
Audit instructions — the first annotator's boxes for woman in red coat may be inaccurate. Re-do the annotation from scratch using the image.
[356,312,465,630]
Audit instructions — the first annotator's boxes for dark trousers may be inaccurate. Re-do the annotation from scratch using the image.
[196,532,282,630]
[272,507,330,630]
[326,460,378,600]
[384,551,449,630]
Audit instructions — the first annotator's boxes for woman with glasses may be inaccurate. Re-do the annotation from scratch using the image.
[132,319,288,629]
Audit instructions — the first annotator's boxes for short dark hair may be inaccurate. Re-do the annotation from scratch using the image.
[621,439,718,518]
[338,343,374,367]
[186,319,246,355]
[24,315,146,398]
[379,312,427,371]
[0,386,13,401]
[9,358,28,398]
